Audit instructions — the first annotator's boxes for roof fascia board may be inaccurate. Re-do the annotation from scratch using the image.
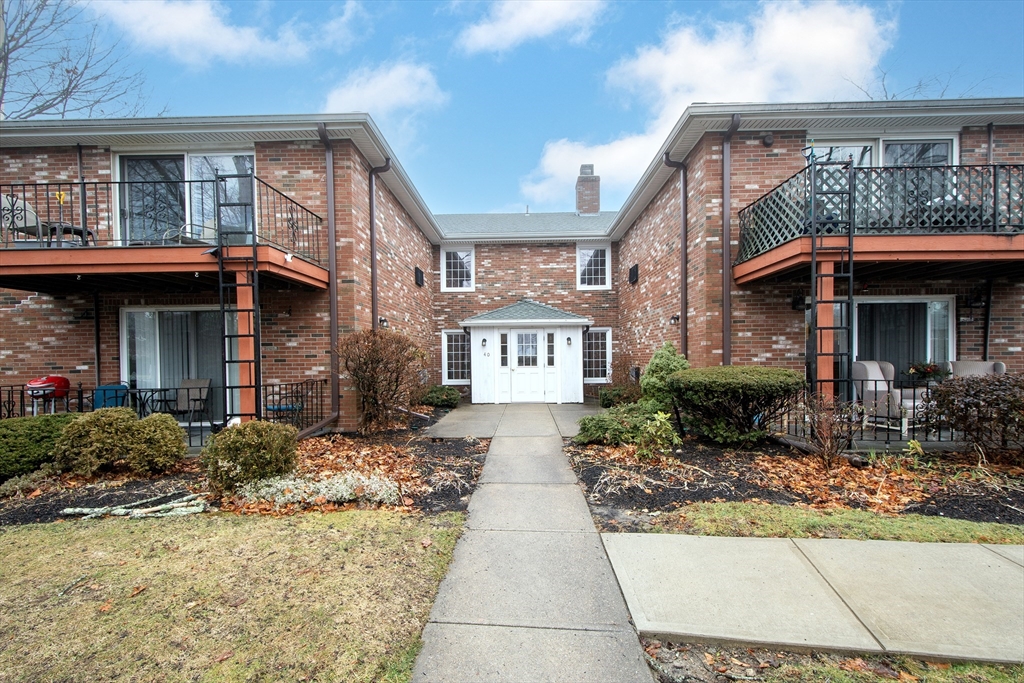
[607,98,1024,241]
[441,234,610,244]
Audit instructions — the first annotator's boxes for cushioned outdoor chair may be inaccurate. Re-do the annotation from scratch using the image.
[941,361,1006,378]
[852,360,925,436]
[1,194,94,246]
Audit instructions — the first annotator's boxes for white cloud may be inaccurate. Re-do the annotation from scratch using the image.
[93,0,306,65]
[457,0,604,54]
[323,62,449,117]
[521,1,895,209]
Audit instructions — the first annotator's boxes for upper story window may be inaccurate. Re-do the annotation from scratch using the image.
[577,243,611,290]
[883,141,951,167]
[811,138,955,168]
[441,246,474,291]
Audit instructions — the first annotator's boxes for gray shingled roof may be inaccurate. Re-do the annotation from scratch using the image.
[435,211,616,240]
[461,299,592,326]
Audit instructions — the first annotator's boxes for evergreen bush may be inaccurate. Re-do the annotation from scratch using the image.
[201,420,298,494]
[127,413,187,474]
[420,385,462,410]
[0,414,79,482]
[52,407,138,477]
[574,400,664,446]
[667,366,805,446]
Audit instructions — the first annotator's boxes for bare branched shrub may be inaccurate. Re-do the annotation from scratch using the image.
[336,330,426,434]
[925,374,1024,464]
[806,396,857,473]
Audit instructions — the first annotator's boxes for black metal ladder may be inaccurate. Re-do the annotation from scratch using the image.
[808,159,855,401]
[216,172,262,425]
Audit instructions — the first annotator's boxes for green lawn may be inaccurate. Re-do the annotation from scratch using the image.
[0,510,463,683]
[658,502,1024,544]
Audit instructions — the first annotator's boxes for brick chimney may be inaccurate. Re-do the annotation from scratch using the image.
[575,164,600,215]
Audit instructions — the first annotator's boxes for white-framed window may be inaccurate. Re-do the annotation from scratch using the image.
[583,328,611,383]
[441,246,474,291]
[577,243,611,290]
[810,137,957,167]
[442,330,471,385]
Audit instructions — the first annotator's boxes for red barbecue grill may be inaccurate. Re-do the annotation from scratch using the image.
[25,375,71,414]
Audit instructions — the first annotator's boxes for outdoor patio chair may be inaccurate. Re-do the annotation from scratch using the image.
[159,378,211,424]
[93,384,129,409]
[852,360,925,436]
[941,360,1006,377]
[1,193,95,246]
[264,383,308,428]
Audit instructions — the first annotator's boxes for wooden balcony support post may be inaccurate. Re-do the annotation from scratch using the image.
[236,270,257,421]
[816,260,835,392]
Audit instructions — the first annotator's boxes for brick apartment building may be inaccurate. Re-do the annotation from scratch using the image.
[1,99,1021,434]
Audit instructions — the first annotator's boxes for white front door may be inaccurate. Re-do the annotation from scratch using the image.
[511,330,544,402]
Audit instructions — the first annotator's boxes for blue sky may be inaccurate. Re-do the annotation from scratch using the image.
[88,0,1024,214]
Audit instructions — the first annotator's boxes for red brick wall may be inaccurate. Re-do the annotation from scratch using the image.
[432,241,619,385]
[960,125,1024,164]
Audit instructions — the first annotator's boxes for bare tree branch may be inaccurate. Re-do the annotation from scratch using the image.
[845,65,993,101]
[1,0,150,119]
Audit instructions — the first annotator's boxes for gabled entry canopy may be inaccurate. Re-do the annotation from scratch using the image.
[459,300,593,404]
[460,299,594,328]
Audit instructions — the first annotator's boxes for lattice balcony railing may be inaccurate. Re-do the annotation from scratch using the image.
[736,164,1024,264]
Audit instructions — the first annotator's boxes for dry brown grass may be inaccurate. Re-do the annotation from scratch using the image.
[0,510,463,682]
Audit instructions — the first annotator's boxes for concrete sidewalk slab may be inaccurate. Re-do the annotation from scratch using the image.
[493,405,560,437]
[985,544,1024,568]
[414,622,651,683]
[795,539,1024,663]
[468,483,594,532]
[549,403,601,437]
[478,452,578,484]
[484,434,566,457]
[427,404,505,438]
[428,529,633,631]
[602,534,882,652]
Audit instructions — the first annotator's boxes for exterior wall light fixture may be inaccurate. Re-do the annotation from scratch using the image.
[669,314,680,325]
[481,338,487,347]
[566,337,572,346]
[378,317,389,328]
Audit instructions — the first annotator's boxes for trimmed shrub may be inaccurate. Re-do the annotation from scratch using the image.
[599,385,642,409]
[668,366,805,446]
[201,420,298,494]
[126,413,187,475]
[574,400,664,446]
[0,413,79,482]
[420,385,461,410]
[925,374,1023,461]
[640,342,690,412]
[336,329,426,433]
[52,408,138,477]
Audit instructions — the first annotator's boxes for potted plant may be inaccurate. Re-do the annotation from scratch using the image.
[905,361,950,384]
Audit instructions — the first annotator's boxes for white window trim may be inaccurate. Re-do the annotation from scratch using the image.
[442,329,471,386]
[576,242,612,291]
[851,295,957,365]
[583,327,612,384]
[440,245,475,292]
[810,135,959,167]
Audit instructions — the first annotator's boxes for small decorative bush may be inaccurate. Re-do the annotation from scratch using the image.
[0,413,79,482]
[420,385,461,410]
[126,413,187,475]
[201,420,298,494]
[0,463,60,498]
[640,342,690,413]
[925,374,1023,461]
[52,408,139,477]
[239,472,400,508]
[574,400,664,446]
[668,366,805,446]
[635,411,682,459]
[336,329,426,433]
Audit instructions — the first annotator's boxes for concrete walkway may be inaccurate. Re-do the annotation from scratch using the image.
[413,403,653,682]
[605,534,1024,664]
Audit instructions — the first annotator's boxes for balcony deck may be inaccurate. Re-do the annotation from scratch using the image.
[734,164,1024,283]
[0,177,329,294]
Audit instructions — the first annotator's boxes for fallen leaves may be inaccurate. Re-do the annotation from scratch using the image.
[97,600,113,613]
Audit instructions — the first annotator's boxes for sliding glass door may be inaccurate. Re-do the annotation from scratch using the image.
[122,308,237,423]
[855,298,953,383]
[120,156,186,244]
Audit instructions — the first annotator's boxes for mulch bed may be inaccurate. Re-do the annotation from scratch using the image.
[0,407,485,525]
[568,438,1024,531]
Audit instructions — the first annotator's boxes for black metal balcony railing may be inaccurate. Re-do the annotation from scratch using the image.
[0,175,324,265]
[736,164,1024,263]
